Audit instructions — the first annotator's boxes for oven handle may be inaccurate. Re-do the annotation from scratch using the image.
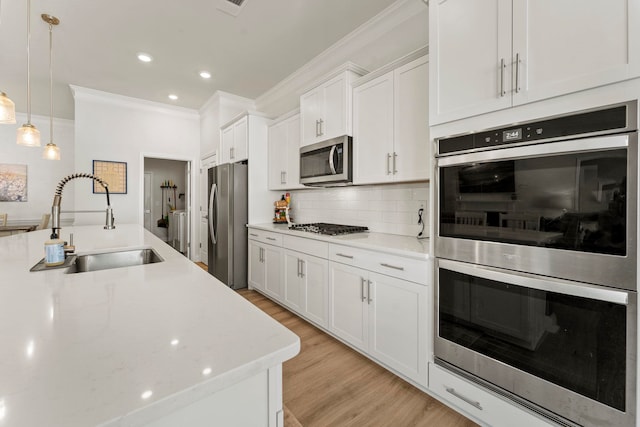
[436,134,630,166]
[437,258,629,305]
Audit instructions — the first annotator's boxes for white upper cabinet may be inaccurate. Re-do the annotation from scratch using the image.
[353,53,429,185]
[511,0,640,106]
[268,112,304,190]
[220,115,249,164]
[430,0,640,125]
[300,64,367,147]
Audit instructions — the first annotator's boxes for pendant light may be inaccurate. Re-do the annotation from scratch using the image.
[42,14,60,160]
[0,92,16,124]
[16,0,40,146]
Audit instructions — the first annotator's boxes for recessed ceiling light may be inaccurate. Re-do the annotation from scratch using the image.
[137,53,153,63]
[168,94,178,101]
[199,71,211,79]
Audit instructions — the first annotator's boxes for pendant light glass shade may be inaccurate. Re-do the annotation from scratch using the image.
[42,14,60,160]
[0,92,16,124]
[17,0,40,147]
[16,123,40,146]
[43,142,60,160]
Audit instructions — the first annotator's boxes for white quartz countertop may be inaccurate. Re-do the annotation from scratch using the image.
[247,223,430,260]
[0,225,300,427]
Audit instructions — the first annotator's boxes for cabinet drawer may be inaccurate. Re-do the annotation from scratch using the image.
[247,229,283,246]
[429,364,552,427]
[329,244,429,285]
[283,235,328,258]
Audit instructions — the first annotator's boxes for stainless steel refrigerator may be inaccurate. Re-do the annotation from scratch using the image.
[207,162,248,289]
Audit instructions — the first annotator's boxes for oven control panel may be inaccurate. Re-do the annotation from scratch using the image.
[438,103,630,156]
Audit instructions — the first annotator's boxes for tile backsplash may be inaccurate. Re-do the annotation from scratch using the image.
[287,182,429,237]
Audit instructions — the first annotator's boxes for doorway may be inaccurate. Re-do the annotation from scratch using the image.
[143,157,191,258]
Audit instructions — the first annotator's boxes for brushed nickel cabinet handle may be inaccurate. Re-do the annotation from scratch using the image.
[315,119,320,137]
[445,387,483,411]
[500,58,506,97]
[249,233,258,237]
[336,253,354,259]
[380,263,405,271]
[361,278,366,302]
[297,259,301,277]
[367,280,372,304]
[300,260,305,278]
[266,237,276,241]
[515,53,521,93]
[318,118,324,136]
[386,153,392,175]
[283,171,287,184]
[393,152,398,174]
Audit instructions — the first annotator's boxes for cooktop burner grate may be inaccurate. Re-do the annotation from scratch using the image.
[288,222,369,236]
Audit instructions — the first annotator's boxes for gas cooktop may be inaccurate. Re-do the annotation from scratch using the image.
[288,222,369,236]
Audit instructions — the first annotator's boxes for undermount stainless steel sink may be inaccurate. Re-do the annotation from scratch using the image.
[65,248,164,273]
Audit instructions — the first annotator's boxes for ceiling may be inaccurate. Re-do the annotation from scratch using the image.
[0,0,400,120]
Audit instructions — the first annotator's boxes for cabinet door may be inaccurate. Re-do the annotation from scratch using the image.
[368,273,427,384]
[328,262,368,352]
[353,71,394,185]
[429,0,512,125]
[512,0,640,106]
[248,241,265,291]
[322,73,348,140]
[233,116,248,162]
[302,254,328,328]
[300,88,322,147]
[393,56,430,183]
[283,251,303,312]
[285,115,304,189]
[268,121,288,190]
[221,125,234,165]
[263,245,283,300]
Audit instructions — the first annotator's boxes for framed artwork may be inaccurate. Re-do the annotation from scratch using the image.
[93,160,127,194]
[0,163,28,202]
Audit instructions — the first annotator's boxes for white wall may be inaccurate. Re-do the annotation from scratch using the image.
[0,112,75,226]
[72,86,200,257]
[289,182,428,236]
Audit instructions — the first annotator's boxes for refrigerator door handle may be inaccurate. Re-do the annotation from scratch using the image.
[208,183,218,244]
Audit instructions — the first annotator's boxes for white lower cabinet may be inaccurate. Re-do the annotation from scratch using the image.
[283,250,329,328]
[248,239,282,299]
[328,261,428,385]
[428,363,553,427]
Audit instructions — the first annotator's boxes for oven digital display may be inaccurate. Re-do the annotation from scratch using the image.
[502,128,522,142]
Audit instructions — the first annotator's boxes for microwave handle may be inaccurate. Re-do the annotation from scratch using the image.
[329,145,337,174]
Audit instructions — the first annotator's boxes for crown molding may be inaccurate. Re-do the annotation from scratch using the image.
[270,108,300,126]
[70,85,200,120]
[255,0,426,112]
[199,90,255,114]
[352,45,428,88]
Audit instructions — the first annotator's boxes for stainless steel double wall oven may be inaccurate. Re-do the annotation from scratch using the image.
[434,101,638,427]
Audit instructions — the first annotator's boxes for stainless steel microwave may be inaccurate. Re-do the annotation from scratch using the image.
[300,136,352,186]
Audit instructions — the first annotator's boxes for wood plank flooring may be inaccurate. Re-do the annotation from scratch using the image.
[195,263,476,426]
[239,289,477,427]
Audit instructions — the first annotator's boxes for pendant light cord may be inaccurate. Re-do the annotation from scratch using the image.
[26,0,32,125]
[49,22,53,143]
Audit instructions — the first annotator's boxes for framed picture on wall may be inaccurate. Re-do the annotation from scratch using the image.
[93,160,127,194]
[0,163,28,202]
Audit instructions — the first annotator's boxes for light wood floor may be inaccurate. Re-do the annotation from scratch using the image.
[195,263,476,426]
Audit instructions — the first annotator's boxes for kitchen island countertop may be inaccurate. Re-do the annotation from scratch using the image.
[248,223,430,260]
[0,224,299,427]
